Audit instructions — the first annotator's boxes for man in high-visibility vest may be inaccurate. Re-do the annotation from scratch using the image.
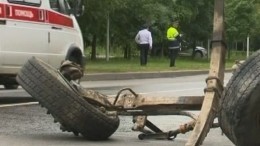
[167,21,182,67]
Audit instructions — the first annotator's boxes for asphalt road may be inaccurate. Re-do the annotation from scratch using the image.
[0,73,235,146]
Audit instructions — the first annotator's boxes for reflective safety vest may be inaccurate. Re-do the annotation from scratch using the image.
[167,27,180,49]
[167,27,179,41]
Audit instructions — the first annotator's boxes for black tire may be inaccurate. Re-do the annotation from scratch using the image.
[16,57,119,140]
[193,51,203,59]
[219,50,260,146]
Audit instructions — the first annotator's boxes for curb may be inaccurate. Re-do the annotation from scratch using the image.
[82,69,233,81]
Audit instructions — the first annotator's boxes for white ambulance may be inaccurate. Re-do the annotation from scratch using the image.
[0,0,85,89]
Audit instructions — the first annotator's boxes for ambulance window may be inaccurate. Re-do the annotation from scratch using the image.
[50,0,61,12]
[63,0,70,14]
[8,0,41,6]
[65,0,71,10]
[25,0,40,4]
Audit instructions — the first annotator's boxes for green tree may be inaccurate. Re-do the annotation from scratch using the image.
[225,0,256,48]
[249,1,260,51]
[78,0,218,60]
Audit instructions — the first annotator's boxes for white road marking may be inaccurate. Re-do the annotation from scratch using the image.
[0,102,38,108]
[0,89,24,93]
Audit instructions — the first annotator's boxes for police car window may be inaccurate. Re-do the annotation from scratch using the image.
[8,0,41,6]
[50,0,61,12]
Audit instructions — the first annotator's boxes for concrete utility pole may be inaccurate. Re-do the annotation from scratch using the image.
[207,39,210,60]
[247,34,250,58]
[106,12,110,61]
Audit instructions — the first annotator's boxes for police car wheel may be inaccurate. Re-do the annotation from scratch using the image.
[219,49,260,146]
[193,51,203,59]
[16,57,119,140]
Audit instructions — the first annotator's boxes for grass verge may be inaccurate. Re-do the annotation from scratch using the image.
[85,57,236,73]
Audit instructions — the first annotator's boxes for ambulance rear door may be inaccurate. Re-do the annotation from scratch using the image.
[0,2,5,67]
[2,0,48,67]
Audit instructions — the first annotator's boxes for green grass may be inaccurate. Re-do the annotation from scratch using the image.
[85,57,236,73]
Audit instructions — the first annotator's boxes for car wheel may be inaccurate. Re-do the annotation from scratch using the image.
[16,57,119,140]
[193,51,203,59]
[219,50,260,146]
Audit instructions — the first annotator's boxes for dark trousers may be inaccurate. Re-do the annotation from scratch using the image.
[139,44,149,66]
[169,49,179,67]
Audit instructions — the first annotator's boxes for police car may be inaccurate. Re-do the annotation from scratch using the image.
[179,46,208,59]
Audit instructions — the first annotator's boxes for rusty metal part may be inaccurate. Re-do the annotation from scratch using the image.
[138,131,177,140]
[204,76,224,100]
[81,90,113,107]
[112,93,204,115]
[113,88,138,105]
[185,0,226,145]
[132,115,164,134]
[132,116,148,131]
[145,119,163,133]
[179,121,196,134]
[131,114,195,140]
[231,60,245,72]
[137,120,196,140]
[136,119,220,141]
[59,60,84,81]
[72,81,204,115]
[69,81,113,108]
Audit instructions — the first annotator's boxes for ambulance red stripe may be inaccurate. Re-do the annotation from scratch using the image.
[48,11,73,27]
[6,5,44,22]
[0,3,5,18]
[0,3,73,28]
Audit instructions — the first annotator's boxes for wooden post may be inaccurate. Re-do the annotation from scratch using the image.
[185,0,226,145]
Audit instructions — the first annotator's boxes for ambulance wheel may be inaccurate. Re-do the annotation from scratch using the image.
[16,57,119,140]
[219,50,260,146]
[66,49,85,68]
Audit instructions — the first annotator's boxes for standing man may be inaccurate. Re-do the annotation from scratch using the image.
[135,25,153,66]
[167,21,182,67]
